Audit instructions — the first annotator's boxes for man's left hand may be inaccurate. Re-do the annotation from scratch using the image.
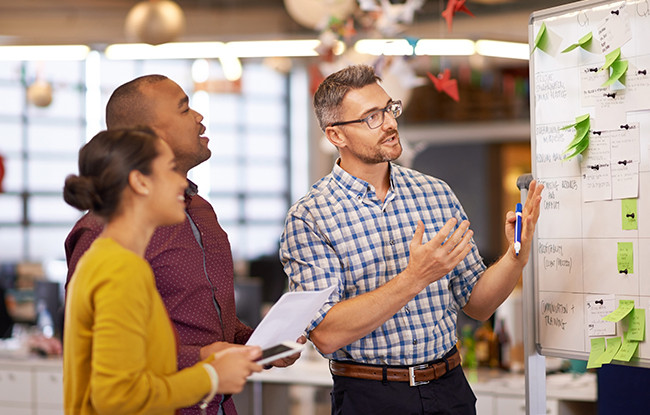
[267,335,307,368]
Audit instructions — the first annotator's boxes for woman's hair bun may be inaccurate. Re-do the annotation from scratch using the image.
[63,174,102,212]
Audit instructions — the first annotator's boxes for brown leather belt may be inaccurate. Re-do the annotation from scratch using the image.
[329,348,461,387]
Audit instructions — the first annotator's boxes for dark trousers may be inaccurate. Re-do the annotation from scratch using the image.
[331,365,476,415]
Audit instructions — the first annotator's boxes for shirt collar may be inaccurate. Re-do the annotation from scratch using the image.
[184,179,198,204]
[331,159,396,201]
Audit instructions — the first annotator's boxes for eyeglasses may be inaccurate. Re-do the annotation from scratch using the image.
[330,100,402,129]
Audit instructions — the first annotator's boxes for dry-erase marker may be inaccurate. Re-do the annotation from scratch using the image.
[514,203,522,256]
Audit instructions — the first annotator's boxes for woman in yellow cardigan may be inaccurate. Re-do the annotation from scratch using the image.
[62,128,262,414]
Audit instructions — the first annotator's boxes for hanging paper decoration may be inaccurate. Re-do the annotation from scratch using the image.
[283,0,357,30]
[561,114,591,160]
[27,79,53,107]
[125,0,185,45]
[358,0,425,36]
[427,69,459,102]
[441,0,474,33]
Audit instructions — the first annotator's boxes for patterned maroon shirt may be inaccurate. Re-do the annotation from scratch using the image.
[64,182,253,415]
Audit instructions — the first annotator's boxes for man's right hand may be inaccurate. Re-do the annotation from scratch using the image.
[209,346,262,394]
[404,218,473,291]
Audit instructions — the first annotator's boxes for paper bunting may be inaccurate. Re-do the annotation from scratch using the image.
[599,48,628,87]
[561,32,593,53]
[441,0,474,33]
[561,114,590,160]
[427,70,459,102]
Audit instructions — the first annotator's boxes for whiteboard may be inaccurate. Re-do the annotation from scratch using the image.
[529,0,650,365]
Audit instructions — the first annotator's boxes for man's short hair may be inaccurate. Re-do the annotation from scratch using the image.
[313,65,381,131]
[105,74,168,130]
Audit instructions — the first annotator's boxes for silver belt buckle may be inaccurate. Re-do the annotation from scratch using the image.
[408,364,429,387]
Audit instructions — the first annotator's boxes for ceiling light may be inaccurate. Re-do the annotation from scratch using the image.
[415,39,475,56]
[226,39,342,58]
[0,45,90,61]
[354,39,414,56]
[105,42,225,60]
[475,40,529,60]
[354,39,475,57]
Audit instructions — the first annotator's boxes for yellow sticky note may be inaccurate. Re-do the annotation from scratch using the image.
[599,337,622,365]
[627,308,645,342]
[614,332,639,362]
[617,242,634,275]
[603,299,635,322]
[587,337,606,369]
[622,199,638,230]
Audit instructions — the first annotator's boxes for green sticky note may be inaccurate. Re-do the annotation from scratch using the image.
[561,32,593,53]
[622,199,638,230]
[614,332,639,362]
[533,22,549,53]
[603,299,635,322]
[600,48,621,71]
[561,114,591,160]
[617,242,634,275]
[627,308,645,342]
[587,337,606,369]
[602,59,628,87]
[598,337,622,365]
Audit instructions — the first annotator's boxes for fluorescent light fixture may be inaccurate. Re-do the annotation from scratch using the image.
[105,42,225,60]
[475,40,529,60]
[354,39,414,56]
[106,39,344,60]
[415,39,475,56]
[226,39,343,58]
[355,39,474,56]
[0,45,90,61]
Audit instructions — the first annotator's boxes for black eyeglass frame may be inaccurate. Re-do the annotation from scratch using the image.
[329,100,403,129]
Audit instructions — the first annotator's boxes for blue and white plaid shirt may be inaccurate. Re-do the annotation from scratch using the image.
[280,161,486,366]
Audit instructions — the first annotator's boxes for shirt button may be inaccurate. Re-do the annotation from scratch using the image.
[390,240,395,245]
[413,339,417,345]
[357,195,362,200]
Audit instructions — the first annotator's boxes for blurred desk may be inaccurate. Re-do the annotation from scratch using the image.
[239,354,597,415]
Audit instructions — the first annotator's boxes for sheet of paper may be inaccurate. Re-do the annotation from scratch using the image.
[581,131,612,201]
[246,285,336,348]
[603,299,635,322]
[610,124,640,199]
[586,294,616,337]
[587,337,606,369]
[625,56,650,111]
[597,5,632,54]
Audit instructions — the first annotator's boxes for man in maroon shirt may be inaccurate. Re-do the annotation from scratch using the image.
[65,75,300,415]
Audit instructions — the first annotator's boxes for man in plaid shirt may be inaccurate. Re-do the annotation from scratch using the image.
[280,64,543,415]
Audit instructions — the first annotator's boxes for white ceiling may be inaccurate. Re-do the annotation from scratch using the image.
[0,0,569,46]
